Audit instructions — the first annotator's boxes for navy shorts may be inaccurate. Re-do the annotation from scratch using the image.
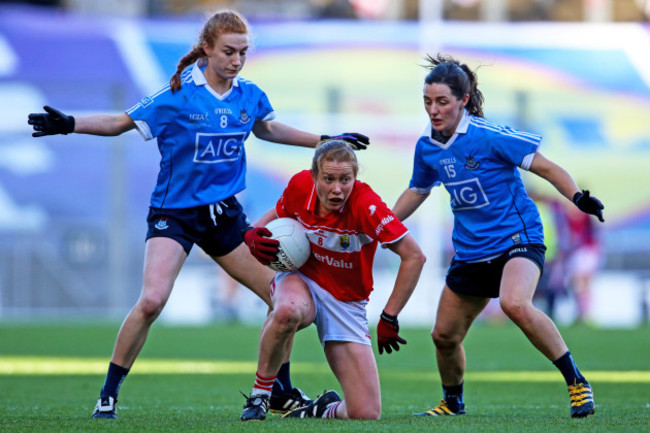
[445,244,546,298]
[146,196,249,257]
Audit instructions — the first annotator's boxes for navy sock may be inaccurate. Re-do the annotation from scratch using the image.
[443,382,464,411]
[271,362,293,396]
[553,351,586,386]
[100,362,130,399]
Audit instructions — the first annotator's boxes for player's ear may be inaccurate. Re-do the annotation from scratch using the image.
[461,93,470,107]
[202,41,211,56]
[310,169,318,183]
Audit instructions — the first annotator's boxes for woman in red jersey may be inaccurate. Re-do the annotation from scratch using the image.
[240,139,426,421]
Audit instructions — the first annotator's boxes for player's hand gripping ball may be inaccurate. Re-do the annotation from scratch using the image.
[264,218,311,272]
[243,227,279,266]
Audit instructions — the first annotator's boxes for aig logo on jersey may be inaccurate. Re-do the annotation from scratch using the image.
[446,178,489,210]
[194,132,246,163]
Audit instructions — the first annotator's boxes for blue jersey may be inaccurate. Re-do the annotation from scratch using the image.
[127,62,275,209]
[409,111,543,262]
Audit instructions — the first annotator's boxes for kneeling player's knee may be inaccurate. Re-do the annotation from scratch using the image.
[271,304,302,333]
[347,404,381,420]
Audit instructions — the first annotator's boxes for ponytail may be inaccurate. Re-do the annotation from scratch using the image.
[170,45,205,93]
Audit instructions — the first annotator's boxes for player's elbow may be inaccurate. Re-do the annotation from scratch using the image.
[403,241,426,269]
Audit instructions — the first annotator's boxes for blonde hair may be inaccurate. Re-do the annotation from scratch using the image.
[311,140,359,177]
[169,9,249,92]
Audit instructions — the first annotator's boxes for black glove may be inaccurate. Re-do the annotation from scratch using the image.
[28,105,75,137]
[320,132,369,150]
[572,190,604,222]
[376,310,407,355]
[243,227,280,266]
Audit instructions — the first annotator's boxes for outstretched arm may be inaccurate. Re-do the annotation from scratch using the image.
[252,120,370,150]
[28,106,134,137]
[529,151,605,222]
[74,113,135,136]
[528,151,579,200]
[252,120,320,148]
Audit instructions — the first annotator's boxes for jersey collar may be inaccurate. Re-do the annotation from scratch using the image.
[191,62,239,100]
[424,109,470,148]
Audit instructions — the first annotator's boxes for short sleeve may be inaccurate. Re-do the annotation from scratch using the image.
[408,138,440,194]
[126,86,179,140]
[356,184,408,244]
[256,90,276,122]
[275,172,303,218]
[490,126,541,170]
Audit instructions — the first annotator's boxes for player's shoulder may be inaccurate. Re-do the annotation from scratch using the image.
[287,170,313,191]
[350,179,383,207]
[468,115,540,143]
[235,76,265,96]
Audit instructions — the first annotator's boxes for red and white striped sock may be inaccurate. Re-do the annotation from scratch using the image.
[251,372,276,397]
[322,401,342,419]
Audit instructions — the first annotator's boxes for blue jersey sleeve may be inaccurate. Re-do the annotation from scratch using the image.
[488,125,541,169]
[255,90,275,122]
[238,78,276,123]
[408,138,440,193]
[126,84,181,140]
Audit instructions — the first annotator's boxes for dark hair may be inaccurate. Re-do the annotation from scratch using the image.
[423,53,484,117]
[169,10,249,92]
[311,140,358,177]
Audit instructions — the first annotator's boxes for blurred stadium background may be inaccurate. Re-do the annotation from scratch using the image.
[1,0,649,328]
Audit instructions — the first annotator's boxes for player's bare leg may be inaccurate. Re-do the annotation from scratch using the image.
[500,257,594,418]
[499,258,567,360]
[215,242,275,307]
[323,341,381,419]
[257,275,315,377]
[433,287,489,387]
[413,287,488,416]
[241,274,315,421]
[93,237,186,419]
[112,237,187,367]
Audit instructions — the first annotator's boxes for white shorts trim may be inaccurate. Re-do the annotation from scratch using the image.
[272,271,371,347]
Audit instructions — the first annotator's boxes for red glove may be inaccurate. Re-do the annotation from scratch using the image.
[243,227,279,266]
[377,310,407,355]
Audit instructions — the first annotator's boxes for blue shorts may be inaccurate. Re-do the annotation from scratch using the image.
[145,196,249,257]
[445,244,546,298]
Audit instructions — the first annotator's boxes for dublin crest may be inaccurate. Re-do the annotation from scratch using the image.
[464,155,480,170]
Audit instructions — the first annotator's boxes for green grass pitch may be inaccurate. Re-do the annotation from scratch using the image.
[1,321,648,432]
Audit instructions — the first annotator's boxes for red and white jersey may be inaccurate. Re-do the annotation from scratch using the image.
[276,170,408,302]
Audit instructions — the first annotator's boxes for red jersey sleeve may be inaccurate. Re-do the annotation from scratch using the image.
[354,182,408,244]
[275,170,311,219]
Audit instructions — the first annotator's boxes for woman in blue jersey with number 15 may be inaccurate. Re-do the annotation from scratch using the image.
[392,54,604,419]
[28,9,368,421]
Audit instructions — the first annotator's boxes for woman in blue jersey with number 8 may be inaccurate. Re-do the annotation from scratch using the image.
[27,9,368,421]
[392,54,603,419]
